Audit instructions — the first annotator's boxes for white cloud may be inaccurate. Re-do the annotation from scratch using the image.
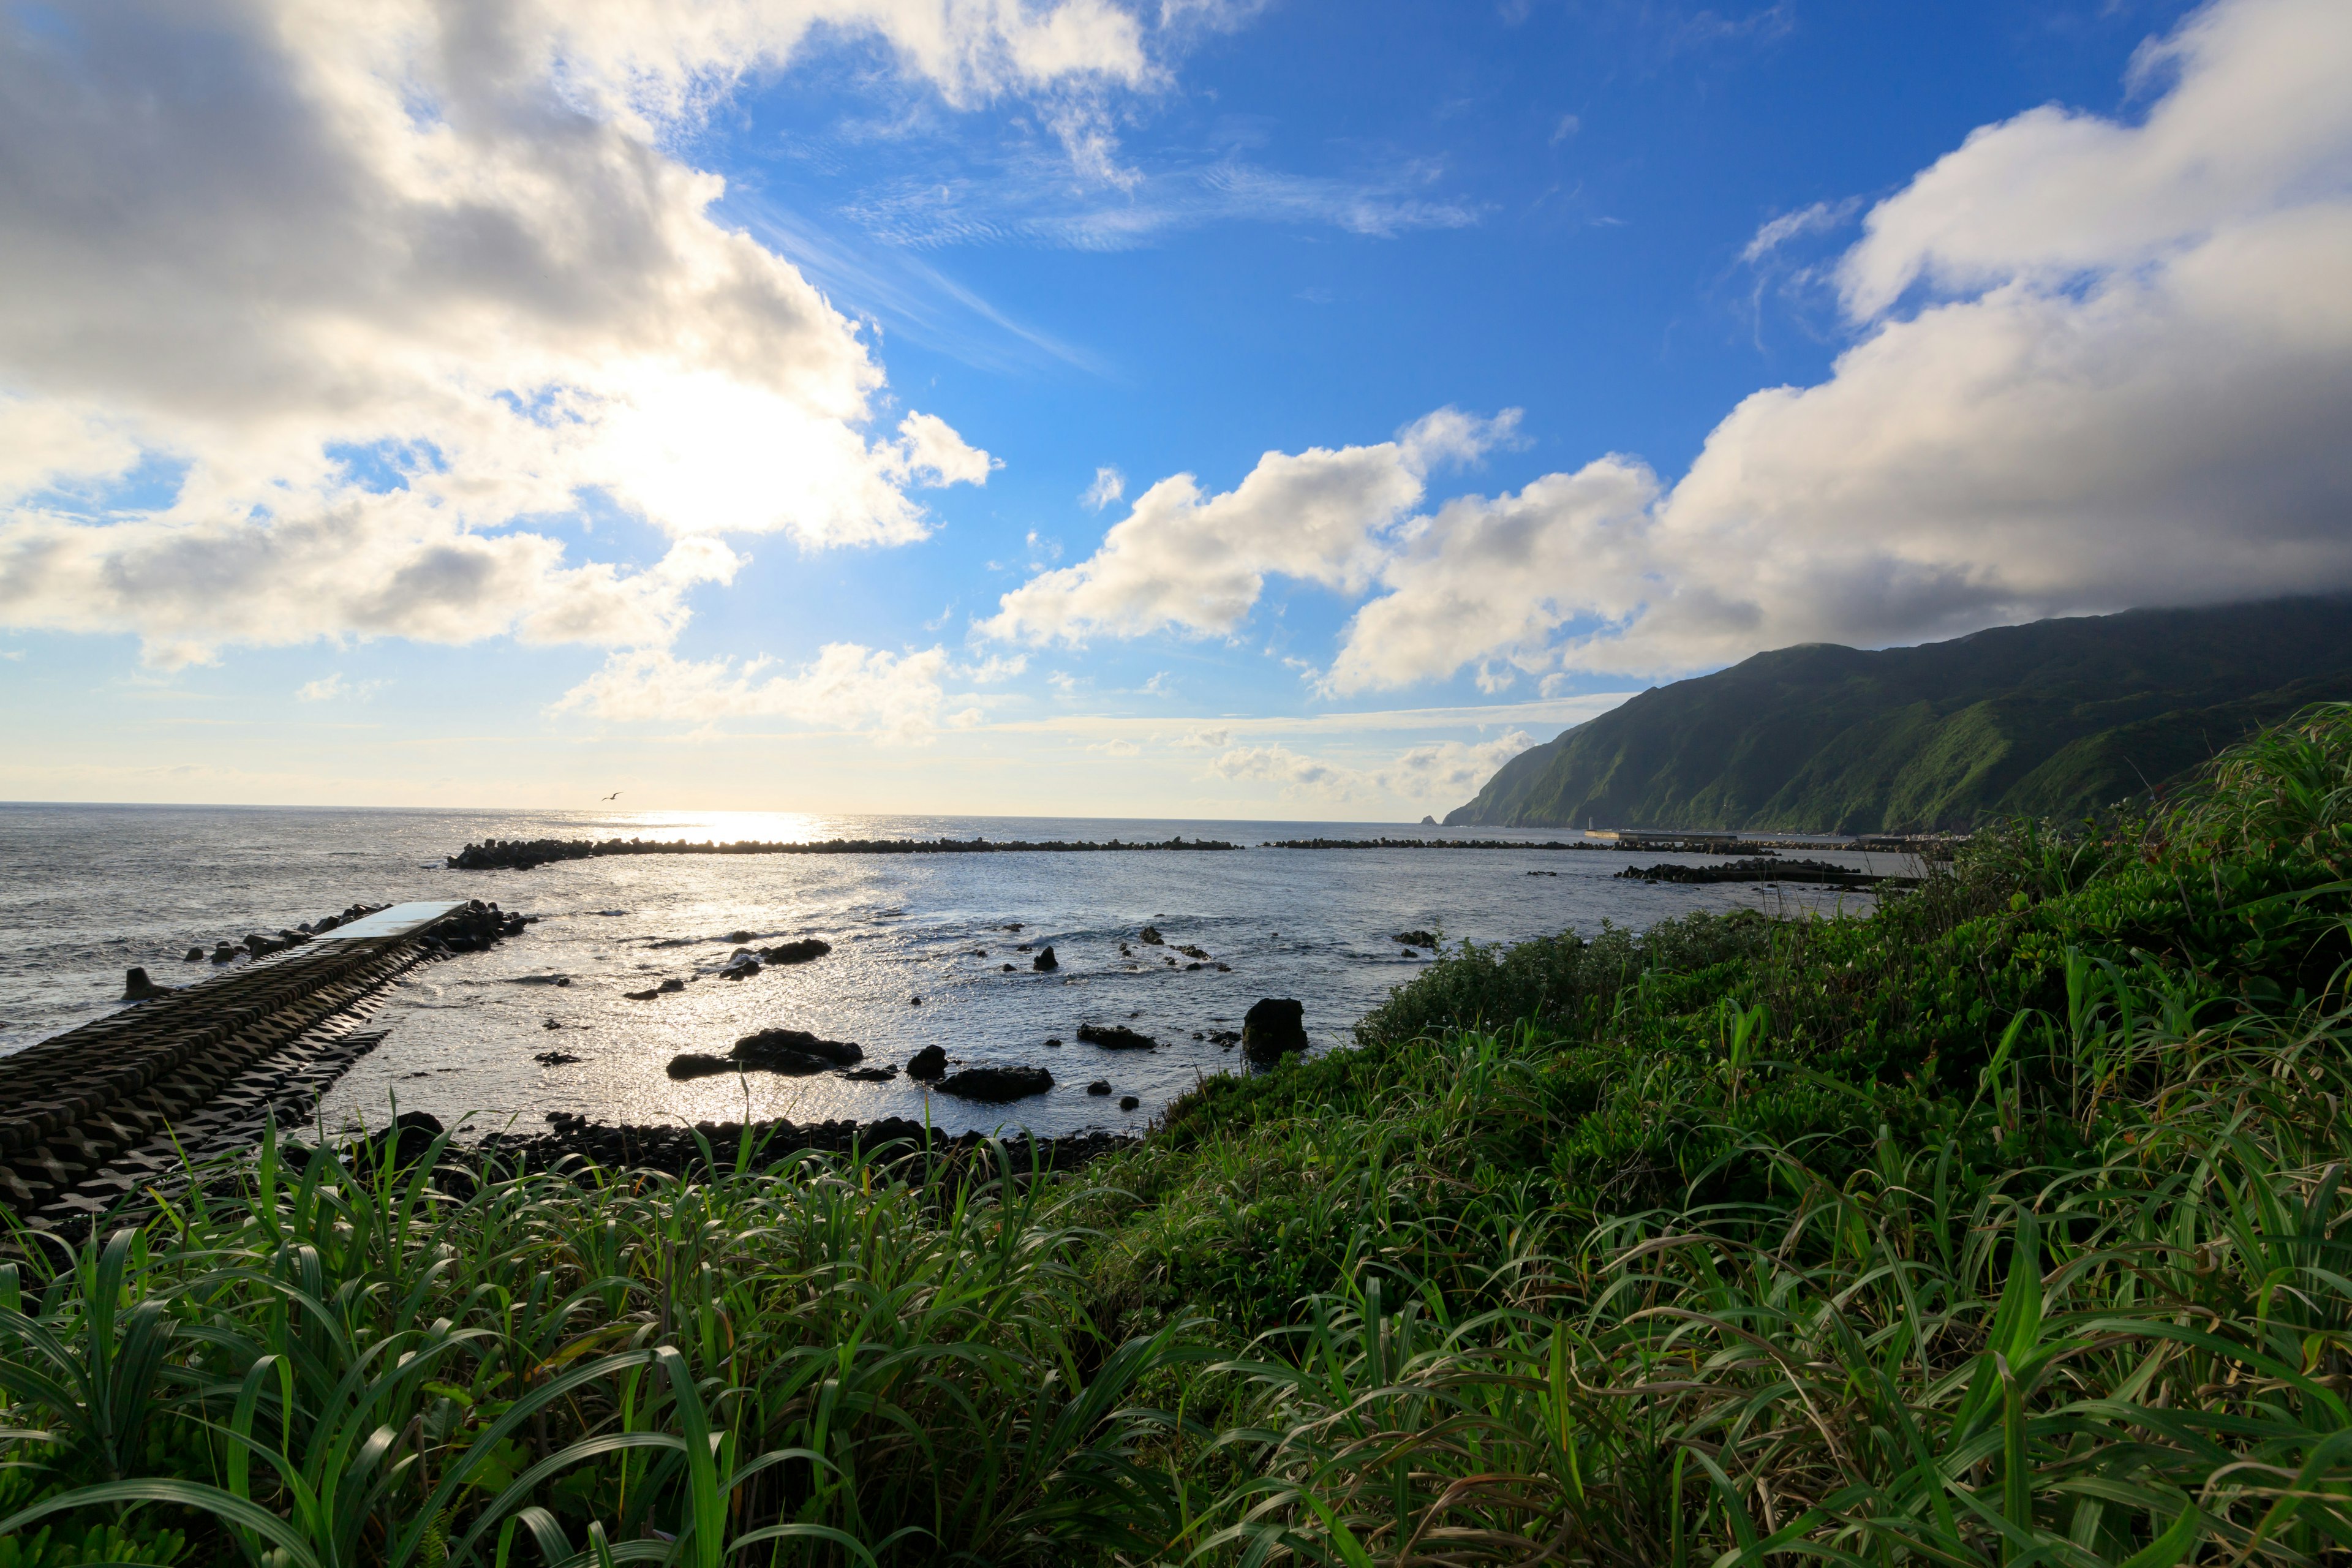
[1210,742,1352,797]
[1327,459,1658,695]
[1370,730,1536,801]
[1205,729,1535,805]
[1090,737,1141,755]
[1740,198,1856,263]
[1178,727,1230,748]
[982,408,1518,644]
[1082,466,1126,510]
[296,673,387,701]
[0,0,1158,665]
[0,499,744,668]
[554,642,954,742]
[842,156,1483,251]
[953,652,1028,682]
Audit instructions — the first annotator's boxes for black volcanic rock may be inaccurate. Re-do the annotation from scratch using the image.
[1242,998,1308,1063]
[761,938,832,964]
[935,1065,1053,1102]
[1033,946,1058,971]
[1077,1023,1155,1050]
[666,1054,736,1080]
[732,1029,864,1073]
[906,1044,948,1081]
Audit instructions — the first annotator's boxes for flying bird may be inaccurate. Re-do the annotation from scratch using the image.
[601,791,622,801]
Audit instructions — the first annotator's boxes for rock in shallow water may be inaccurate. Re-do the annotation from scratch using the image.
[1077,1022,1155,1050]
[761,938,832,965]
[1033,945,1058,971]
[666,1054,736,1080]
[733,1028,864,1072]
[1242,997,1309,1063]
[906,1044,949,1080]
[935,1065,1053,1102]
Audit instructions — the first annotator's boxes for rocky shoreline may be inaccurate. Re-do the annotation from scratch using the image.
[474,1110,1139,1180]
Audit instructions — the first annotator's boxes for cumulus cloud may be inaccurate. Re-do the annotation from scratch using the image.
[1209,743,1351,796]
[1371,730,1537,800]
[1325,460,1659,695]
[0,0,1160,665]
[981,408,1518,644]
[554,642,956,742]
[0,499,744,668]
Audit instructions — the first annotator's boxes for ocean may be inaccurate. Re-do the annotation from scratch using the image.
[0,804,1903,1139]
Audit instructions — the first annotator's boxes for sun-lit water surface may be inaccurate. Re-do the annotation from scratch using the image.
[0,804,1904,1139]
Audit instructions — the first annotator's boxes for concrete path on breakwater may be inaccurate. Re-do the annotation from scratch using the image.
[0,899,481,1228]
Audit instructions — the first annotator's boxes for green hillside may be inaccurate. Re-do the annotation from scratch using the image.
[1445,597,2352,832]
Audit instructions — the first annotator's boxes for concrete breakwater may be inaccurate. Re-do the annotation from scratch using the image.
[1615,856,1923,889]
[448,834,1242,871]
[0,899,527,1226]
[1265,833,1961,856]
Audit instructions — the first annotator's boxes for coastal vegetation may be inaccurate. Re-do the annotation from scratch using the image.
[7,704,2352,1564]
[1446,594,2352,833]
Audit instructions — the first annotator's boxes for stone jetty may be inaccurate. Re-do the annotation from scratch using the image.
[449,834,1240,871]
[0,899,527,1227]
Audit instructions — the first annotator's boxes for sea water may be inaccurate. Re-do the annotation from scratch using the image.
[0,804,1902,1139]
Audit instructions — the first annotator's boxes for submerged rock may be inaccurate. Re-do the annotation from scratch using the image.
[535,1050,582,1066]
[718,950,762,980]
[1086,1079,1112,1096]
[182,946,205,962]
[657,978,687,993]
[839,1065,899,1082]
[1392,930,1437,948]
[1077,1022,1156,1050]
[623,988,661,1001]
[666,1054,736,1080]
[760,938,832,965]
[1242,998,1309,1063]
[935,1065,1053,1102]
[1137,925,1165,946]
[1119,1096,1140,1111]
[906,1044,949,1081]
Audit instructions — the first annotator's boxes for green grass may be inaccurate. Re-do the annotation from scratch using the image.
[8,704,2352,1564]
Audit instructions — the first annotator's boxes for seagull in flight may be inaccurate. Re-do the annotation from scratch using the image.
[601,791,623,802]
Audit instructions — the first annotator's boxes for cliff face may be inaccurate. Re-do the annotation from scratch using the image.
[1444,598,2352,832]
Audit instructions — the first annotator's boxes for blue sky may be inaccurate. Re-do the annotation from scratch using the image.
[3,0,2346,816]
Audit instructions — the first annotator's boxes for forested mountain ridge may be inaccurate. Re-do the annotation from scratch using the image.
[1444,597,2352,832]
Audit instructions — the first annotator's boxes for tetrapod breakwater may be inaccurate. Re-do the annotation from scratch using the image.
[0,899,529,1229]
[448,834,1242,871]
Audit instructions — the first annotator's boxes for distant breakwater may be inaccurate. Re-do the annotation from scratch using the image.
[1616,856,1922,889]
[448,834,1241,871]
[1264,837,1608,851]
